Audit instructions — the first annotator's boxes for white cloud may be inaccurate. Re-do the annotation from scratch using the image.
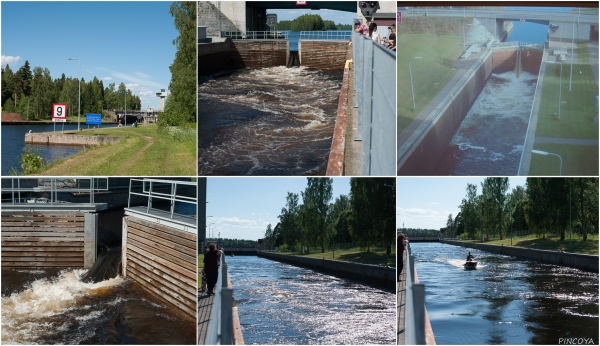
[1,55,21,67]
[431,202,440,205]
[135,71,151,79]
[101,76,112,81]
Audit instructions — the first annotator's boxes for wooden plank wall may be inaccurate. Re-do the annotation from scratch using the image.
[299,40,348,71]
[230,40,289,69]
[1,211,85,267]
[123,216,197,319]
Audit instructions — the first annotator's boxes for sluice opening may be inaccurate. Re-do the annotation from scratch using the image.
[287,51,300,67]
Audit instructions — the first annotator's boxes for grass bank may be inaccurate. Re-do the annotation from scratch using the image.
[198,254,204,288]
[529,142,598,176]
[397,33,462,133]
[281,248,395,267]
[461,234,598,255]
[37,124,196,176]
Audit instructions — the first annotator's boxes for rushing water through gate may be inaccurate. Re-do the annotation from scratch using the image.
[198,66,342,176]
[434,71,537,175]
[410,243,599,345]
[227,256,395,344]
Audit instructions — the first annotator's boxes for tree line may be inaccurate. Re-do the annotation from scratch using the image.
[275,14,351,31]
[262,178,396,254]
[447,178,598,241]
[1,61,142,120]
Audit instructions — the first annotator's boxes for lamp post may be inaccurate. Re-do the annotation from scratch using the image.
[463,23,474,50]
[68,58,80,131]
[124,89,127,127]
[547,61,562,119]
[409,57,422,111]
[532,149,563,175]
[570,15,575,92]
[208,222,215,241]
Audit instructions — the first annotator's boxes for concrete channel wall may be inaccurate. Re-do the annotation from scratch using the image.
[25,133,120,146]
[199,40,232,76]
[1,211,97,268]
[122,216,197,318]
[442,240,599,272]
[257,251,395,289]
[299,40,348,71]
[230,40,289,69]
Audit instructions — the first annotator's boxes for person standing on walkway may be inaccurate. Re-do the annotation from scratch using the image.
[204,242,219,296]
[369,22,381,45]
[397,233,407,282]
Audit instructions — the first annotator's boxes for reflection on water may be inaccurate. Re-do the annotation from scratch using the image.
[198,66,342,176]
[411,243,599,345]
[228,256,395,344]
[435,71,537,175]
[1,268,195,344]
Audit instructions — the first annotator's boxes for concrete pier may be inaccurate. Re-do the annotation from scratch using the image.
[25,132,120,146]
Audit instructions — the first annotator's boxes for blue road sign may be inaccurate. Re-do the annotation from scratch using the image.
[86,113,102,125]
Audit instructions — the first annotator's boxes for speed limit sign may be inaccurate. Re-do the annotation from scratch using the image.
[52,104,67,122]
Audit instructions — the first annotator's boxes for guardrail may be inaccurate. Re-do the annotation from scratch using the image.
[352,32,396,176]
[300,30,352,40]
[1,177,109,205]
[127,178,197,222]
[221,30,291,39]
[404,242,426,345]
[205,253,234,345]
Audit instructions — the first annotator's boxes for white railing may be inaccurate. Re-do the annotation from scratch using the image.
[127,178,197,222]
[1,177,109,205]
[299,30,352,40]
[221,30,291,40]
[404,242,426,345]
[205,253,234,345]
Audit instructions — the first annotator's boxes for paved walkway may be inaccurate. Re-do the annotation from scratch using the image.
[344,56,363,176]
[198,291,214,345]
[535,137,599,145]
[397,249,406,345]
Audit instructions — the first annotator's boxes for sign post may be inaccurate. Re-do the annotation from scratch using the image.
[86,113,102,135]
[52,103,67,133]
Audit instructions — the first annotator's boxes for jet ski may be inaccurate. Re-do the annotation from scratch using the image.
[464,259,478,269]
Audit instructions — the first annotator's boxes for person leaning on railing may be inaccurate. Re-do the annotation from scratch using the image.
[397,233,407,282]
[204,242,220,296]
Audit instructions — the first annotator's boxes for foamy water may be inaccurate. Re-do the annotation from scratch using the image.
[198,66,342,175]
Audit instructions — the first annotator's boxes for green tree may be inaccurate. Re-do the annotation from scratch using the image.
[459,183,479,239]
[277,192,302,251]
[163,1,196,126]
[525,178,569,239]
[481,177,509,239]
[1,65,15,107]
[30,67,53,119]
[301,178,333,253]
[13,60,33,108]
[572,178,598,241]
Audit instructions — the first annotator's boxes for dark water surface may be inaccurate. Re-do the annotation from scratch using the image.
[1,123,118,175]
[227,256,395,344]
[411,243,599,345]
[198,66,342,176]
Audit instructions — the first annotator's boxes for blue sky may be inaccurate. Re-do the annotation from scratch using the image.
[1,2,177,110]
[396,177,528,230]
[267,8,356,25]
[206,178,351,241]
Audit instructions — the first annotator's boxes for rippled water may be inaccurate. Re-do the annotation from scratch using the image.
[434,71,537,175]
[1,268,195,344]
[410,243,599,345]
[227,256,395,344]
[198,66,342,175]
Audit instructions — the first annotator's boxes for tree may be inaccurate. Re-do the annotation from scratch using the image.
[301,178,333,253]
[13,60,33,108]
[163,1,196,126]
[30,67,54,119]
[525,178,569,239]
[572,178,598,241]
[459,183,479,239]
[481,177,509,240]
[263,223,274,247]
[1,65,14,106]
[446,214,455,236]
[331,195,352,244]
[277,192,302,251]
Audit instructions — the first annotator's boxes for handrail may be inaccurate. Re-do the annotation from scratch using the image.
[205,252,234,345]
[299,30,352,40]
[127,178,197,221]
[1,177,109,206]
[404,242,426,345]
[221,30,291,39]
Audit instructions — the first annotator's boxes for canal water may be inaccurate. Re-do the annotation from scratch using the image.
[1,123,118,176]
[410,243,599,345]
[227,256,396,344]
[198,66,342,175]
[433,71,537,175]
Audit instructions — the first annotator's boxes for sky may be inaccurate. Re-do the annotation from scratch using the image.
[267,8,356,25]
[396,177,528,231]
[206,177,351,241]
[1,2,178,110]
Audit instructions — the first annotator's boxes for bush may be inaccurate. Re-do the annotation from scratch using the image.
[20,147,45,175]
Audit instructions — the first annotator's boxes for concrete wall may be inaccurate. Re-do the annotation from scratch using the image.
[1,211,97,268]
[548,22,592,42]
[25,133,120,146]
[398,51,493,175]
[442,240,599,272]
[491,47,517,73]
[123,215,197,318]
[199,40,232,76]
[299,40,348,71]
[230,40,289,69]
[200,1,244,36]
[257,252,395,289]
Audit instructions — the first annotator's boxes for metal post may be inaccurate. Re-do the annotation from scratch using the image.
[68,58,81,132]
[569,179,572,251]
[558,62,562,119]
[409,59,416,111]
[570,15,574,92]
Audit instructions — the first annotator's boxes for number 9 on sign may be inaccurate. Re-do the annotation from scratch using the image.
[52,103,67,122]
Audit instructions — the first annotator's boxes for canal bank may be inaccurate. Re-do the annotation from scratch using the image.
[257,251,395,289]
[442,240,599,272]
[25,132,121,146]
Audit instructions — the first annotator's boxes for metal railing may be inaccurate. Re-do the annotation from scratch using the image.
[205,253,234,345]
[352,32,396,176]
[1,177,109,205]
[404,242,426,345]
[299,30,352,40]
[221,30,291,40]
[127,178,197,222]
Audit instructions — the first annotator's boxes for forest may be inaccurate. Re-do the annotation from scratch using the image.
[275,14,352,31]
[1,61,141,120]
[262,177,396,254]
[446,178,598,241]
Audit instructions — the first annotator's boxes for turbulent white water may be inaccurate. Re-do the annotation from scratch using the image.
[1,269,124,344]
[198,66,342,175]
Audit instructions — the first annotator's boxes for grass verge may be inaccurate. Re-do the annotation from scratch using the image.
[281,248,396,267]
[529,142,598,176]
[461,234,599,255]
[36,124,196,175]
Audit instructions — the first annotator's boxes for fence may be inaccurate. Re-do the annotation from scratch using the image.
[299,30,352,40]
[352,32,396,176]
[205,253,234,345]
[221,30,291,40]
[1,177,109,205]
[404,242,426,345]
